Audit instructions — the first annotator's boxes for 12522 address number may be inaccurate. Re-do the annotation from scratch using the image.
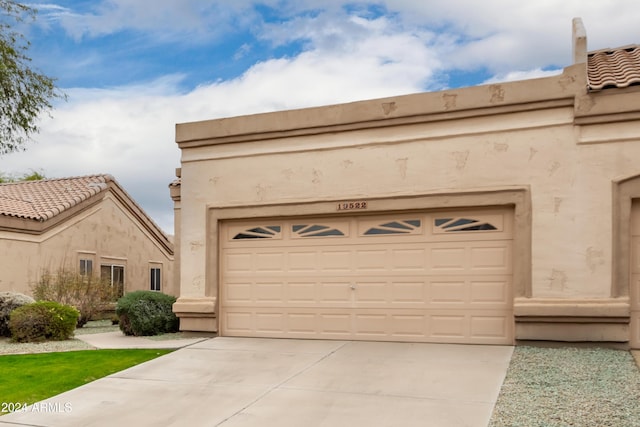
[336,201,368,211]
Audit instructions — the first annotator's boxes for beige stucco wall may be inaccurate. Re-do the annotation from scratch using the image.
[174,63,640,342]
[0,193,175,297]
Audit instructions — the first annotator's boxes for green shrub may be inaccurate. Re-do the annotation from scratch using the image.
[0,292,35,337]
[31,268,117,328]
[9,301,79,342]
[116,291,178,336]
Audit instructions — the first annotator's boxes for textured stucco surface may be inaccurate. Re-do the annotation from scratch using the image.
[173,58,640,343]
[0,193,175,296]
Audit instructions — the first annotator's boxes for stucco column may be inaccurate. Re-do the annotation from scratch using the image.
[171,167,217,332]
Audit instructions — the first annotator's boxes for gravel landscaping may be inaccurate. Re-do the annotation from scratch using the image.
[0,320,208,355]
[73,319,120,335]
[0,320,117,355]
[489,346,640,427]
[0,336,95,355]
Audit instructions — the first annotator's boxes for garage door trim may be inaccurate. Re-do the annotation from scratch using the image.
[205,188,530,340]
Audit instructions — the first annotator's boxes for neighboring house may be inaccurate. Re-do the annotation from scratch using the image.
[171,19,640,347]
[0,174,175,297]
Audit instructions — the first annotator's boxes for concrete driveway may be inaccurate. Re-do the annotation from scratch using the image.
[0,338,513,427]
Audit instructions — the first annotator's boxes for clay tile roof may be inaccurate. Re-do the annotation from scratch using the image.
[0,174,113,221]
[587,45,640,91]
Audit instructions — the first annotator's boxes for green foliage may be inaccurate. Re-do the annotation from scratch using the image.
[20,169,45,180]
[9,301,79,342]
[0,169,46,183]
[0,349,172,405]
[116,291,179,336]
[0,291,35,337]
[0,1,65,154]
[31,268,117,327]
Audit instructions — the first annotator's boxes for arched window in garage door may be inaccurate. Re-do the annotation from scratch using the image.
[434,217,500,232]
[232,225,282,240]
[292,224,346,237]
[363,219,422,235]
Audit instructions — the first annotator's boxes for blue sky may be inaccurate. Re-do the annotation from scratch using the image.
[2,0,639,234]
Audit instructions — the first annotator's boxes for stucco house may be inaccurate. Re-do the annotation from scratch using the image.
[171,19,640,347]
[0,174,175,297]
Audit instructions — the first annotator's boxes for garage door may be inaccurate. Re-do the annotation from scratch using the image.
[631,202,640,349]
[220,208,513,344]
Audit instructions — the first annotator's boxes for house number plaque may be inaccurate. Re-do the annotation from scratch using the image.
[336,201,368,211]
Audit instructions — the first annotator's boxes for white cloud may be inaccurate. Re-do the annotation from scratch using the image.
[1,86,181,234]
[0,13,441,233]
[376,0,640,72]
[39,0,640,74]
[482,68,562,85]
[42,0,257,42]
[5,0,640,235]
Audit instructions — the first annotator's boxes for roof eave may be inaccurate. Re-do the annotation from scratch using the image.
[0,193,105,234]
[177,66,586,149]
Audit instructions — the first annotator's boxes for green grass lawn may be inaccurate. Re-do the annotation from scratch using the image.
[0,349,172,407]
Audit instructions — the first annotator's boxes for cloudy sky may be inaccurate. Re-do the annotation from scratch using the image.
[1,0,639,234]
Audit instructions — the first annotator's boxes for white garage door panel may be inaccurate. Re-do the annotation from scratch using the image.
[223,275,509,308]
[220,209,514,344]
[224,241,512,276]
[222,308,511,344]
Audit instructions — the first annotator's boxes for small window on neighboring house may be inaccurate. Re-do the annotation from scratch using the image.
[80,259,93,276]
[101,265,125,298]
[150,268,161,292]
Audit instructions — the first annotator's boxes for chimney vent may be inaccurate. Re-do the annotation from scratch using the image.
[572,18,587,64]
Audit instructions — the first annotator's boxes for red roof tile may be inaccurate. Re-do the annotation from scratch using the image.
[588,45,640,91]
[0,175,112,221]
